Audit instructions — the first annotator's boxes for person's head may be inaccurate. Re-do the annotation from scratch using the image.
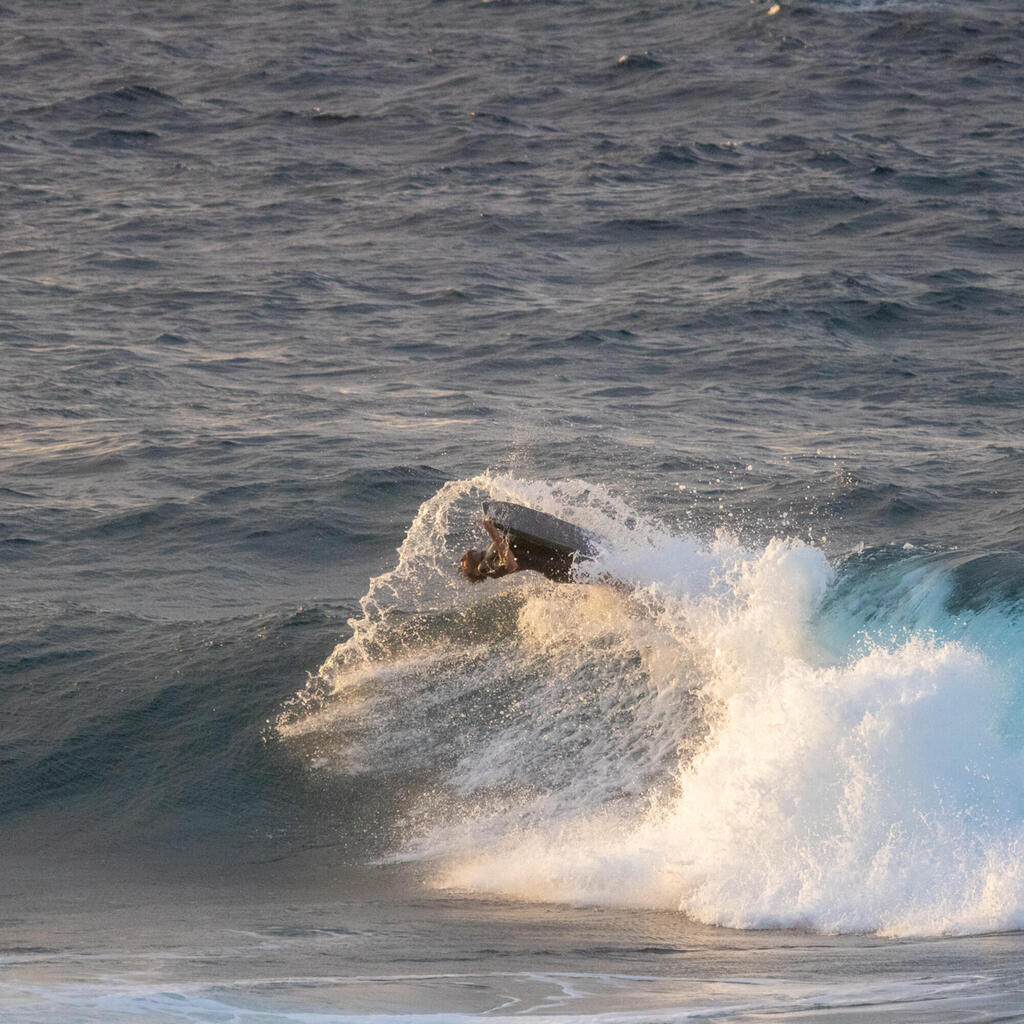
[459,549,487,582]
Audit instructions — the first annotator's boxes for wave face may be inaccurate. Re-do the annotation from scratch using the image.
[278,477,1024,938]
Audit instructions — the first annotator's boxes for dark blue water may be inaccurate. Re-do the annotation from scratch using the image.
[3,0,1024,1019]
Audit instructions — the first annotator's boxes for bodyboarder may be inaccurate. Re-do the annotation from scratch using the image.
[459,516,577,583]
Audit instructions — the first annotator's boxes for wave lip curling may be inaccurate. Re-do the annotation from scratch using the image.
[287,476,1024,938]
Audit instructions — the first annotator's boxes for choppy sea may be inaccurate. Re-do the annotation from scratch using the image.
[4,0,1024,1020]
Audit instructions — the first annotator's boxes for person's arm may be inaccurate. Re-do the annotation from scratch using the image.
[482,518,518,573]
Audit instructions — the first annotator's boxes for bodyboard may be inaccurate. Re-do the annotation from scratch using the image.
[482,500,598,560]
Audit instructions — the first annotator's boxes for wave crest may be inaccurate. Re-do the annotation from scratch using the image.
[279,476,1024,936]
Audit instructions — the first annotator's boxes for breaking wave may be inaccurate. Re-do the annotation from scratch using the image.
[278,475,1024,937]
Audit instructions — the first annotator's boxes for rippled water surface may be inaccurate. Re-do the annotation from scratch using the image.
[3,0,1024,1020]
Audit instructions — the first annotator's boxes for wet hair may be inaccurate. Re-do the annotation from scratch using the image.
[459,549,487,582]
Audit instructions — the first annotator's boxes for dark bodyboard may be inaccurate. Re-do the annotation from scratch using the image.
[482,500,597,561]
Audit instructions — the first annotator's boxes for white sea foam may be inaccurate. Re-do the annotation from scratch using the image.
[289,476,1024,937]
[0,971,990,1024]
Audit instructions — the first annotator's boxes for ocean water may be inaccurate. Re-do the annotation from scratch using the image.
[3,0,1024,1020]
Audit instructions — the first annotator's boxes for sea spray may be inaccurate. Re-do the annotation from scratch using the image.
[281,476,1024,936]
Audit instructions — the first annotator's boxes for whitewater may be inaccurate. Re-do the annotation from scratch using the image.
[279,475,1024,939]
[5,0,1024,1018]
